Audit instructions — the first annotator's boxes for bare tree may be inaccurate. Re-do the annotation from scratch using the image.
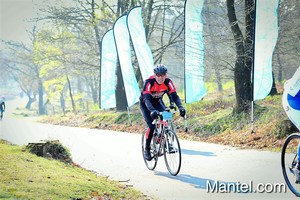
[275,0,300,81]
[1,29,45,114]
[226,0,252,113]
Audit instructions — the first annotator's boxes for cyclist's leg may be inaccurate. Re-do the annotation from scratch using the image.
[140,101,155,159]
[140,102,165,146]
[153,103,165,141]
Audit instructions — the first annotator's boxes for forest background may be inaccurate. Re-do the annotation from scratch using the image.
[0,0,299,149]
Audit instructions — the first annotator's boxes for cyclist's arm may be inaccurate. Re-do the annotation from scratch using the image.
[169,92,183,109]
[144,94,156,112]
[167,79,184,109]
[167,93,175,108]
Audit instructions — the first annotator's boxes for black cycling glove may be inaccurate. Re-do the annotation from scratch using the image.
[150,110,159,119]
[179,107,186,117]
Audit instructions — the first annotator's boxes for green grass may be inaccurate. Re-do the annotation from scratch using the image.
[0,140,144,200]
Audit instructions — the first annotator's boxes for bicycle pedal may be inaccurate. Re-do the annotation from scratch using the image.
[168,150,176,154]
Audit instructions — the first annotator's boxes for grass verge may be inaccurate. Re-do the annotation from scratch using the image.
[0,140,145,200]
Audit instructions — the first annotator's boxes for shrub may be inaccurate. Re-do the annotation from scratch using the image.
[26,140,72,164]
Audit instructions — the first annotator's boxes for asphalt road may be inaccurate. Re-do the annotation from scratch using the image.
[0,99,297,199]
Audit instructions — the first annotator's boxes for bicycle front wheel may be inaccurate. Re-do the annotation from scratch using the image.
[281,133,300,197]
[142,129,157,170]
[163,129,181,176]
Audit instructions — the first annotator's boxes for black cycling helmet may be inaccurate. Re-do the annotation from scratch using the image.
[153,64,167,75]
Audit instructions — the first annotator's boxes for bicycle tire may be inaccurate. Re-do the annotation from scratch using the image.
[141,129,157,170]
[163,129,181,176]
[281,133,300,197]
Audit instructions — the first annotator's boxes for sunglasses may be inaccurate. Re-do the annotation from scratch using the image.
[155,73,166,77]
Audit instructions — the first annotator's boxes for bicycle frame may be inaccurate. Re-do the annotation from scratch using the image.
[152,111,172,158]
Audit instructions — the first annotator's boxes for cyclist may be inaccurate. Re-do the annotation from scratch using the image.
[282,66,300,131]
[139,64,186,161]
[0,96,5,120]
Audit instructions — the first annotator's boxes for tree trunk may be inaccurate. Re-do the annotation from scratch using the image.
[66,75,76,113]
[91,0,101,106]
[269,72,278,96]
[206,3,223,93]
[25,95,36,110]
[276,52,283,82]
[91,85,98,105]
[38,78,45,115]
[226,0,252,113]
[25,100,31,110]
[60,92,66,115]
[144,0,154,40]
[116,63,128,111]
[243,0,254,109]
[117,0,135,15]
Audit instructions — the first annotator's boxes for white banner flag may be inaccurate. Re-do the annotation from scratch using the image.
[113,15,140,107]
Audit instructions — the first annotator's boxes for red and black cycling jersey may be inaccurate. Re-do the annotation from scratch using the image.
[140,75,183,112]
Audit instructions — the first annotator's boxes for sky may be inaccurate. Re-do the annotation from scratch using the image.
[0,0,116,45]
[0,0,37,44]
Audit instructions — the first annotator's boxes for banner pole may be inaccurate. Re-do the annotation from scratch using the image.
[127,107,132,126]
[183,0,188,132]
[251,0,258,134]
[183,0,187,105]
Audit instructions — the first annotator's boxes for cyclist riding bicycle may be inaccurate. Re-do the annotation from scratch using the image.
[282,66,300,131]
[139,64,186,161]
[0,96,6,120]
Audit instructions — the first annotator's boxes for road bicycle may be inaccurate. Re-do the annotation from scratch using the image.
[141,108,182,176]
[281,132,300,196]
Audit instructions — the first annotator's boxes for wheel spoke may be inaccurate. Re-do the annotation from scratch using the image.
[164,130,181,176]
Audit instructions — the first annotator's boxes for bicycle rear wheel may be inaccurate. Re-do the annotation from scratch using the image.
[281,133,300,197]
[142,129,157,170]
[163,129,181,176]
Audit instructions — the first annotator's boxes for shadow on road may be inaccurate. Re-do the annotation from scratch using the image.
[154,171,243,192]
[155,172,215,189]
[181,148,216,156]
